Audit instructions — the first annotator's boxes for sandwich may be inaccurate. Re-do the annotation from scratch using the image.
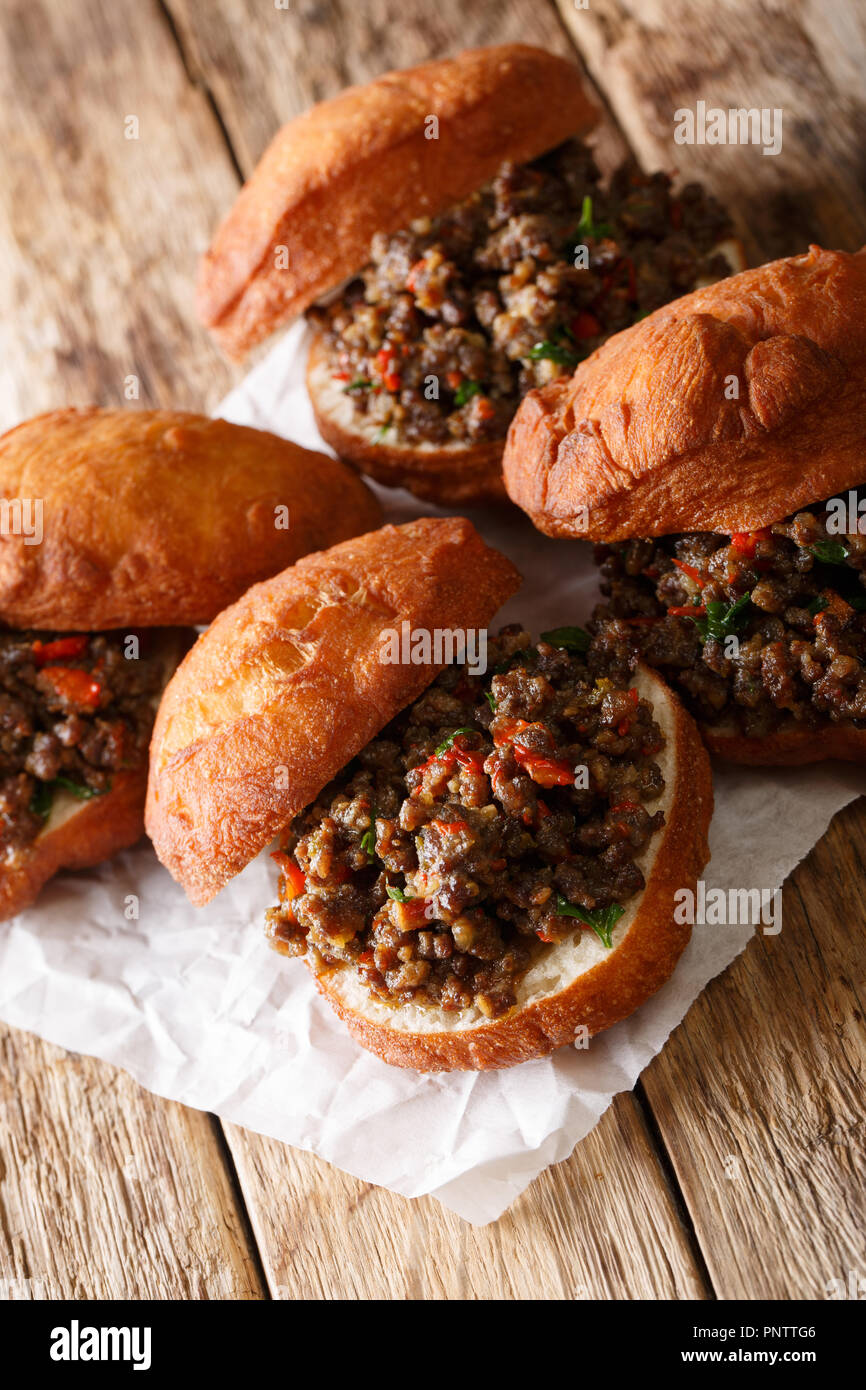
[0,406,381,917]
[146,518,712,1071]
[502,245,866,763]
[197,44,742,504]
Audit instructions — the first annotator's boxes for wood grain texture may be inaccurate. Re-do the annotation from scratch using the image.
[223,1093,708,1299]
[0,0,266,1302]
[0,0,242,429]
[556,0,866,261]
[0,1029,265,1298]
[642,801,866,1300]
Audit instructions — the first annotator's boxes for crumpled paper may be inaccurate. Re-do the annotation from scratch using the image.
[0,320,861,1224]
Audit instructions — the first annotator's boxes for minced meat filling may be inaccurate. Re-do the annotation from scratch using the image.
[0,629,168,857]
[266,627,666,1018]
[307,139,733,446]
[591,493,866,737]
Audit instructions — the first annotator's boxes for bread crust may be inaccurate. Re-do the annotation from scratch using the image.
[197,45,597,359]
[306,336,507,503]
[701,719,866,765]
[146,518,521,906]
[0,768,148,921]
[0,408,381,629]
[312,665,713,1070]
[503,245,866,540]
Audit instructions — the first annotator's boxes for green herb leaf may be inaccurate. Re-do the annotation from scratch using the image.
[693,593,752,643]
[527,339,580,368]
[454,379,483,407]
[492,647,535,675]
[342,378,373,393]
[374,421,392,441]
[575,194,613,241]
[484,689,496,711]
[29,782,54,819]
[555,894,625,949]
[386,884,411,903]
[434,726,477,756]
[540,625,591,654]
[52,775,103,800]
[808,595,830,617]
[809,540,850,565]
[360,809,377,861]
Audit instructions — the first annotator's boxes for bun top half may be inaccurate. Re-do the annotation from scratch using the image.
[145,518,521,905]
[0,407,381,629]
[503,245,866,540]
[197,44,598,358]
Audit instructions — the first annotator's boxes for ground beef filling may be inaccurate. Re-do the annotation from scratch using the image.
[591,495,866,737]
[0,630,167,857]
[307,139,733,447]
[266,627,666,1018]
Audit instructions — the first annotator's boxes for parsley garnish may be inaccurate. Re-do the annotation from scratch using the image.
[29,776,106,820]
[484,690,496,711]
[809,540,850,565]
[342,378,373,393]
[454,379,483,407]
[541,625,591,654]
[808,595,830,617]
[693,593,752,642]
[555,895,625,949]
[434,726,477,756]
[360,808,377,861]
[386,884,411,903]
[528,339,581,368]
[575,194,614,241]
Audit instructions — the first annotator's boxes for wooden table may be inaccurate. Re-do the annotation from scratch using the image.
[1,0,864,1300]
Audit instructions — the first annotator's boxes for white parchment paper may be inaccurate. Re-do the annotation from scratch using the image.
[0,320,862,1224]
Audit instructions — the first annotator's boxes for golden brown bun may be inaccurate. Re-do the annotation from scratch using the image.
[503,245,866,540]
[146,518,521,906]
[313,664,712,1071]
[0,408,381,630]
[0,630,189,921]
[197,45,597,359]
[306,336,507,504]
[702,718,866,765]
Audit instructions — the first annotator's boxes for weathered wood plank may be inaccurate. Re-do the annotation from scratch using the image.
[642,802,866,1299]
[0,1028,265,1298]
[0,0,267,1299]
[0,0,242,429]
[556,0,866,259]
[224,1092,709,1299]
[165,0,630,178]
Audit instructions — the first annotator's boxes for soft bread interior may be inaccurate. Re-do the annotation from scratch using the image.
[319,664,677,1035]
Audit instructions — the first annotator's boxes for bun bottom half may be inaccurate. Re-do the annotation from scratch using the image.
[307,337,507,505]
[0,768,147,921]
[310,664,713,1071]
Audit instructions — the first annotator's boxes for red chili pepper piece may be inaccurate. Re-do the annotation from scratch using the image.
[730,528,772,559]
[32,636,89,665]
[40,666,101,708]
[667,604,707,618]
[672,558,705,587]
